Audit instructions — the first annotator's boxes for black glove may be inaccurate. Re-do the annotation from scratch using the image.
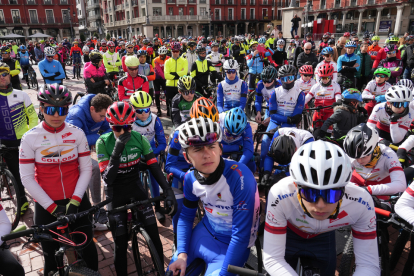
[332,100,342,107]
[261,173,270,187]
[51,205,66,217]
[171,72,180,80]
[54,72,60,77]
[358,106,368,116]
[44,69,49,73]
[66,199,80,216]
[397,148,408,166]
[164,188,177,217]
[112,132,131,158]
[317,129,329,140]
[289,114,302,124]
[390,107,409,122]
[372,195,381,208]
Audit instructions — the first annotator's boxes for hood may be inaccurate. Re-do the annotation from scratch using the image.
[334,105,350,112]
[67,94,96,127]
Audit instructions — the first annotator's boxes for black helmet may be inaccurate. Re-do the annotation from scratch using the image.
[201,38,208,44]
[38,84,72,106]
[328,38,335,45]
[343,124,379,159]
[261,66,277,82]
[153,37,158,42]
[278,65,297,78]
[268,135,297,165]
[188,41,197,47]
[220,39,227,44]
[196,47,206,53]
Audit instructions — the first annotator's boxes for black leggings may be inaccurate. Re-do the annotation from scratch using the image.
[2,139,26,201]
[166,86,178,112]
[0,248,25,276]
[34,194,98,276]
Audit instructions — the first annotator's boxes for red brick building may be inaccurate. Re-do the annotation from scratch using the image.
[0,0,79,41]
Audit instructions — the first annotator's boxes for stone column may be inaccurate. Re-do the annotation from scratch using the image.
[185,24,189,36]
[327,12,332,20]
[74,27,80,39]
[245,22,249,34]
[341,11,347,30]
[175,24,178,38]
[196,23,200,37]
[394,5,405,36]
[42,28,48,35]
[357,9,365,36]
[255,23,259,35]
[375,8,383,35]
[163,25,167,38]
[223,24,226,37]
[235,24,238,36]
[23,26,30,38]
[6,27,14,34]
[58,29,64,42]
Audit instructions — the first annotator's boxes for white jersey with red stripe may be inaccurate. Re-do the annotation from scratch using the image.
[0,204,11,246]
[367,102,414,144]
[315,61,338,83]
[294,78,316,95]
[19,122,92,213]
[349,143,406,196]
[362,80,392,100]
[263,178,379,276]
[305,81,342,106]
[395,182,414,225]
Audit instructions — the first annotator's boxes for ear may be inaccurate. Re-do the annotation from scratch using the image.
[183,151,193,165]
[90,106,95,113]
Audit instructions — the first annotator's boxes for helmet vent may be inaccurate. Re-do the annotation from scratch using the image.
[311,167,318,184]
[326,150,332,160]
[337,150,342,157]
[324,168,331,185]
[299,149,304,156]
[334,165,343,184]
[310,150,315,159]
[300,164,307,182]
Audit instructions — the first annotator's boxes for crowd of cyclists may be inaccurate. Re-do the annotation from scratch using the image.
[2,29,414,276]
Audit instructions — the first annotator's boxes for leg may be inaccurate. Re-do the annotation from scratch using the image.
[88,159,102,205]
[260,121,278,168]
[403,67,412,80]
[148,88,154,100]
[0,248,25,276]
[166,86,178,116]
[248,73,256,93]
[291,27,294,38]
[172,187,184,235]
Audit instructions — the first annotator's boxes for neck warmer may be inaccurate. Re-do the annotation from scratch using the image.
[282,81,295,90]
[365,145,381,168]
[198,56,206,61]
[345,53,354,58]
[0,83,13,96]
[225,75,239,84]
[135,112,152,126]
[386,57,397,62]
[194,157,225,185]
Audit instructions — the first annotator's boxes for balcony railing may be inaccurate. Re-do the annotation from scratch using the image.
[200,0,206,2]
[43,0,53,4]
[88,14,101,20]
[27,0,36,4]
[350,0,357,5]
[109,7,112,11]
[30,17,38,23]
[276,15,282,20]
[13,16,21,23]
[167,0,175,2]
[60,0,68,4]
[86,2,100,9]
[132,0,137,5]
[189,0,196,3]
[9,0,18,4]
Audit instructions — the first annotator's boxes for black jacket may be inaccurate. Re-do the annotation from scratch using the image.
[297,52,318,69]
[402,44,414,69]
[321,105,367,139]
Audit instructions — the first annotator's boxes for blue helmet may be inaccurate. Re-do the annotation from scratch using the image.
[137,50,147,56]
[19,45,26,50]
[345,41,357,48]
[342,89,362,102]
[258,37,266,44]
[321,47,334,55]
[224,107,248,136]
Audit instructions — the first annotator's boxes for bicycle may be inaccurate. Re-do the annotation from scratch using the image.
[1,199,111,276]
[304,105,334,135]
[27,64,38,90]
[109,195,168,276]
[0,144,21,230]
[138,151,167,199]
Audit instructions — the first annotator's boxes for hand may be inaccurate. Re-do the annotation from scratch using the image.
[54,72,60,77]
[268,173,287,187]
[90,78,96,83]
[261,173,270,187]
[164,188,178,217]
[372,195,381,208]
[317,129,329,140]
[169,254,188,276]
[289,114,302,125]
[262,117,270,126]
[104,79,110,85]
[332,100,342,107]
[51,205,66,217]
[255,112,262,124]
[397,148,408,165]
[253,50,259,56]
[66,199,80,215]
[112,132,131,158]
[358,106,367,116]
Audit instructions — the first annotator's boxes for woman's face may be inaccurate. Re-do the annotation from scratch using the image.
[41,103,68,129]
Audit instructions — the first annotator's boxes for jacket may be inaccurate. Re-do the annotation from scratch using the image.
[373,48,401,68]
[152,56,169,79]
[378,58,403,84]
[402,44,414,69]
[337,53,360,78]
[164,56,188,87]
[2,58,21,87]
[38,59,65,84]
[297,52,318,69]
[83,62,109,95]
[118,74,149,101]
[368,45,381,61]
[65,94,111,146]
[34,47,43,61]
[356,51,372,78]
[246,48,274,74]
[191,59,221,88]
[103,51,122,73]
[137,63,155,89]
[182,50,197,75]
[321,105,365,139]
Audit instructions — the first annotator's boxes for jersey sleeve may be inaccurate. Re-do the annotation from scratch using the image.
[362,81,375,100]
[255,82,264,114]
[96,137,110,173]
[239,81,248,111]
[0,204,11,246]
[390,118,409,144]
[71,131,92,204]
[153,117,167,156]
[367,105,379,129]
[23,92,38,130]
[238,123,254,165]
[165,132,187,181]
[217,82,224,113]
[395,183,414,225]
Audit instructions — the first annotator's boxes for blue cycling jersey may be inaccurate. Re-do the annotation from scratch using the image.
[18,52,30,66]
[165,127,191,182]
[337,53,360,74]
[216,76,248,113]
[268,86,305,127]
[255,79,282,115]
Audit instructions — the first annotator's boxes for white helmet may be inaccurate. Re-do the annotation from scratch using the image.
[276,39,286,45]
[343,124,379,159]
[289,141,352,190]
[44,47,55,57]
[396,79,414,92]
[82,46,90,52]
[385,85,413,103]
[158,46,168,55]
[223,59,239,71]
[179,118,222,149]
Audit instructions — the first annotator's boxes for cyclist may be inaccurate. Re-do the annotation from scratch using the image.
[246,40,274,93]
[373,35,401,69]
[368,35,381,61]
[260,65,305,168]
[165,42,188,116]
[168,117,260,276]
[216,59,248,113]
[70,41,83,79]
[305,64,341,136]
[17,45,31,89]
[362,68,392,116]
[337,41,360,87]
[100,40,108,53]
[82,45,90,64]
[377,44,403,84]
[262,128,314,187]
[315,47,338,83]
[121,42,138,71]
[153,46,169,116]
[218,39,229,58]
[255,66,282,125]
[171,76,201,128]
[19,84,99,275]
[130,91,167,221]
[367,85,414,145]
[182,41,198,75]
[344,124,406,199]
[264,140,379,275]
[231,38,246,75]
[135,50,156,99]
[294,65,316,103]
[302,32,315,50]
[83,50,110,95]
[103,41,122,82]
[118,56,149,101]
[0,46,21,90]
[272,39,288,68]
[97,101,176,276]
[38,47,65,85]
[207,42,225,75]
[395,181,414,225]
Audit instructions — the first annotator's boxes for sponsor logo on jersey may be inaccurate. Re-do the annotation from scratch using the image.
[205,207,213,213]
[174,138,178,143]
[98,154,105,158]
[296,217,309,224]
[62,132,73,139]
[63,140,76,143]
[216,212,228,216]
[344,193,373,210]
[329,210,348,223]
[42,153,76,163]
[130,147,138,151]
[41,145,73,157]
[328,223,349,228]
[271,192,295,207]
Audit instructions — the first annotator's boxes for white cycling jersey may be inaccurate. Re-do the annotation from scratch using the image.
[362,80,392,100]
[305,82,342,106]
[182,50,197,75]
[400,135,414,153]
[0,204,11,246]
[276,127,314,146]
[263,178,379,276]
[395,182,414,225]
[315,61,338,83]
[349,143,405,196]
[207,51,225,73]
[294,78,316,96]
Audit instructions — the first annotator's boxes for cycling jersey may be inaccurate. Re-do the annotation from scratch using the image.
[255,79,282,117]
[368,45,381,61]
[118,74,150,101]
[305,82,341,109]
[367,102,414,144]
[378,58,403,84]
[132,114,166,156]
[38,59,65,85]
[395,182,414,225]
[206,52,225,73]
[350,143,405,195]
[165,126,190,183]
[246,49,274,74]
[315,61,338,83]
[373,48,401,69]
[121,53,138,72]
[191,59,222,93]
[294,78,316,96]
[216,76,248,113]
[0,204,10,246]
[103,51,122,73]
[175,159,260,276]
[18,51,30,66]
[2,58,21,89]
[269,85,305,126]
[137,63,156,89]
[362,80,392,100]
[0,86,37,140]
[182,50,198,75]
[19,122,92,213]
[70,46,83,59]
[165,56,188,87]
[264,178,379,275]
[171,93,201,128]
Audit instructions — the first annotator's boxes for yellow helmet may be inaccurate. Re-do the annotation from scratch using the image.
[125,56,139,67]
[177,76,196,93]
[0,62,10,73]
[130,91,152,108]
[249,40,258,48]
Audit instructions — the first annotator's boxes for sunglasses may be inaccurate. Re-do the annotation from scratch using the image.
[181,90,195,95]
[109,46,115,48]
[43,106,69,116]
[303,74,312,77]
[111,125,132,132]
[135,108,151,114]
[224,127,241,139]
[375,74,386,78]
[387,51,396,54]
[46,56,54,58]
[127,47,134,49]
[0,72,10,77]
[128,67,139,71]
[198,52,206,55]
[263,80,274,84]
[324,54,332,57]
[172,50,180,53]
[280,75,295,82]
[304,48,311,51]
[186,132,218,147]
[226,69,237,74]
[392,102,409,108]
[299,187,345,204]
[321,76,331,81]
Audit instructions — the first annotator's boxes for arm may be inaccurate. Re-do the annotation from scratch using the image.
[114,53,122,67]
[178,59,188,77]
[55,62,65,80]
[238,81,248,111]
[96,137,120,186]
[390,121,409,144]
[165,132,187,181]
[246,55,254,68]
[367,109,378,130]
[152,117,167,156]
[147,65,156,81]
[71,133,92,204]
[121,56,127,72]
[395,183,414,225]
[171,97,184,128]
[164,60,175,80]
[369,153,405,195]
[0,205,11,246]
[238,124,254,165]
[23,93,38,130]
[10,60,21,77]
[373,49,383,68]
[269,91,288,124]
[264,131,280,174]
[337,56,343,73]
[216,83,224,113]
[103,54,110,68]
[38,62,55,78]
[255,82,264,115]
[291,92,305,117]
[321,109,342,132]
[190,62,197,78]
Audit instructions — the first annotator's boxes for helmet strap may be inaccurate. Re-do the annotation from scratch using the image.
[297,193,343,220]
[365,145,381,168]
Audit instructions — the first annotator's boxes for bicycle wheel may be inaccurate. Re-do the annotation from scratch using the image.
[0,169,21,230]
[73,93,85,105]
[52,264,100,276]
[131,227,165,276]
[389,230,410,271]
[338,234,354,276]
[379,228,390,276]
[245,92,257,122]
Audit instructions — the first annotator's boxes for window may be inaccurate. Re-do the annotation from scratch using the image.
[320,0,325,8]
[214,8,220,20]
[0,10,4,23]
[215,0,219,4]
[179,8,184,15]
[199,0,206,3]
[262,8,267,19]
[277,9,281,20]
[381,8,389,16]
[27,0,36,4]
[153,7,161,16]
[335,0,340,7]
[250,8,254,20]
[169,7,173,15]
[200,7,206,15]
[189,7,194,15]
[241,8,246,19]
[62,9,70,23]
[11,9,20,23]
[46,9,54,23]
[126,11,129,19]
[142,8,146,16]
[29,9,38,23]
[228,8,233,20]
[110,14,113,21]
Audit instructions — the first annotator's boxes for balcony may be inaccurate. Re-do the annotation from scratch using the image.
[167,0,175,2]
[131,0,137,5]
[86,2,100,9]
[88,14,101,20]
[260,0,271,4]
[320,2,326,8]
[109,7,112,12]
[189,0,196,3]
[125,1,129,6]
[350,0,357,5]
[30,18,39,23]
[60,0,68,3]
[367,0,374,3]
[116,4,122,10]
[13,16,21,23]
[334,1,341,7]
[104,8,108,13]
[107,21,115,26]
[27,0,36,4]
[79,24,86,30]
[250,0,255,4]
[43,0,53,4]
[227,0,236,4]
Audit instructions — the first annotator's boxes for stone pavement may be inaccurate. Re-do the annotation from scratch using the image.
[2,65,412,275]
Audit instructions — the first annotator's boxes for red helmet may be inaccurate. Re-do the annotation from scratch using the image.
[107,41,115,47]
[172,42,181,51]
[344,32,351,37]
[299,65,314,75]
[294,35,299,39]
[318,64,334,77]
[147,47,154,55]
[101,41,107,46]
[106,102,136,125]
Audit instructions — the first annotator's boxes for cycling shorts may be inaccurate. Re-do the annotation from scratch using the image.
[154,79,166,92]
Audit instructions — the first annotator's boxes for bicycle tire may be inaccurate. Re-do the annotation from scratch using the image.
[389,230,410,271]
[0,169,21,230]
[245,92,257,122]
[402,233,414,276]
[132,227,165,276]
[52,265,101,276]
[73,93,84,105]
[338,233,354,276]
[379,228,390,276]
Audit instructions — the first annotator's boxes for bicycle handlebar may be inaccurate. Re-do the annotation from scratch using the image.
[227,265,267,276]
[305,105,333,111]
[375,207,391,218]
[110,196,165,214]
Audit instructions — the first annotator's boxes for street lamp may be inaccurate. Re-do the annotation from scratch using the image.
[68,8,74,41]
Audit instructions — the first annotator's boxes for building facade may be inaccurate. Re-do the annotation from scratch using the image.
[0,0,79,40]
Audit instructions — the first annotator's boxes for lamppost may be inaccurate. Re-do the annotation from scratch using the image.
[304,0,312,35]
[68,8,74,41]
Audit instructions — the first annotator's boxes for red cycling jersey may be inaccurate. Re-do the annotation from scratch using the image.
[118,74,150,101]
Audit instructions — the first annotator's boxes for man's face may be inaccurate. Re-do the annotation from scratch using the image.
[360,44,368,53]
[339,41,346,48]
[184,142,222,177]
[373,40,378,46]
[127,46,134,53]
[127,66,138,78]
[353,38,359,45]
[212,46,218,52]
[139,55,146,64]
[109,46,115,53]
[172,50,180,58]
[278,33,283,38]
[323,53,332,62]
[346,47,355,54]
[251,45,258,51]
[41,103,69,129]
[1,53,10,60]
[0,71,11,88]
[304,46,312,54]
[90,106,107,123]
[180,90,195,102]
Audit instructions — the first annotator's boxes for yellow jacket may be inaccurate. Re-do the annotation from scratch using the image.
[164,56,188,87]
